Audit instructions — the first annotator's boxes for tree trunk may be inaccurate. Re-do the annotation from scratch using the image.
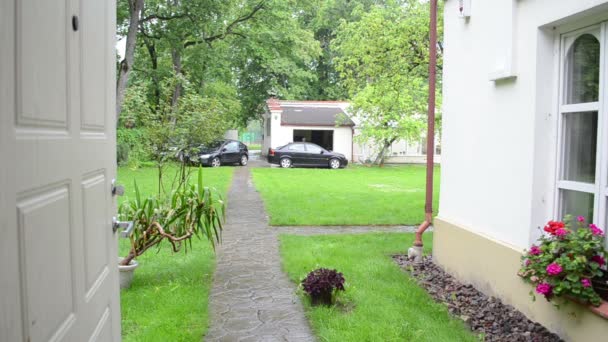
[144,38,160,110]
[116,0,144,123]
[373,139,395,167]
[170,48,182,116]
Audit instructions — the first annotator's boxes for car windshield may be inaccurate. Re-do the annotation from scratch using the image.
[200,141,224,152]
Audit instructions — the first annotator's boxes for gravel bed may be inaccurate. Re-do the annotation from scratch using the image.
[393,255,563,342]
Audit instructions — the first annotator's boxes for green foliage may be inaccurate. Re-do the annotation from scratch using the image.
[117,127,152,167]
[119,83,154,128]
[520,216,608,307]
[280,233,476,341]
[334,1,443,162]
[118,168,225,266]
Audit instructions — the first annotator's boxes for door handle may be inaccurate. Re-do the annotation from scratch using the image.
[112,217,134,238]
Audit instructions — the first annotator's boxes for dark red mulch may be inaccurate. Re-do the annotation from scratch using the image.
[393,255,563,342]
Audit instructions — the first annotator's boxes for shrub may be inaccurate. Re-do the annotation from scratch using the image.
[519,216,607,307]
[117,128,152,167]
[302,268,345,306]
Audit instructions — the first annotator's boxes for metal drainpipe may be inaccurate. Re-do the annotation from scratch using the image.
[408,0,437,263]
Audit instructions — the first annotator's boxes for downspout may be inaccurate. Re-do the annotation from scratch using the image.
[408,0,437,263]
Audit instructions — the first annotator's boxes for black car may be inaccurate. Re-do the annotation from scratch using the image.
[267,142,348,169]
[179,140,249,167]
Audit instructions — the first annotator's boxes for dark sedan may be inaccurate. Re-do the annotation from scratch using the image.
[267,142,348,169]
[179,140,248,167]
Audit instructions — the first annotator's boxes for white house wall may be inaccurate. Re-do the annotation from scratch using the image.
[439,0,608,251]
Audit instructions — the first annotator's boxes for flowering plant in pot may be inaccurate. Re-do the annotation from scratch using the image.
[519,216,608,307]
[301,268,345,306]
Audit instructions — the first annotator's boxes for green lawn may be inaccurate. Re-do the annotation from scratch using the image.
[252,165,439,226]
[280,233,475,342]
[117,165,234,342]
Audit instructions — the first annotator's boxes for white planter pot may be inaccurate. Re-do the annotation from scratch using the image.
[118,257,139,289]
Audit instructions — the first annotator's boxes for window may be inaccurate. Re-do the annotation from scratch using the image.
[225,141,239,152]
[556,27,604,228]
[266,117,271,136]
[287,143,305,152]
[305,143,323,154]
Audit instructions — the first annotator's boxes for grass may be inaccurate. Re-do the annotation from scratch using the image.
[117,165,234,342]
[280,233,476,342]
[247,143,262,150]
[252,165,439,226]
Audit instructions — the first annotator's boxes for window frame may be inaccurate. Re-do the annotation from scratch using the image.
[554,24,607,231]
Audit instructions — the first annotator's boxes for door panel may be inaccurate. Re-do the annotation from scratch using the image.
[1,0,120,341]
[17,0,69,128]
[80,0,107,131]
[17,185,76,342]
[82,173,110,295]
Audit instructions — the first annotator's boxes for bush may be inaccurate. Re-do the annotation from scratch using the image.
[117,142,130,165]
[117,128,152,167]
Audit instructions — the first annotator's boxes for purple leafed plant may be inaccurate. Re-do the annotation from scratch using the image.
[301,268,345,306]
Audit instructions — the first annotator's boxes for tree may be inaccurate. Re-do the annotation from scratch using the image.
[116,0,268,122]
[334,1,443,165]
[296,0,385,100]
[117,0,144,122]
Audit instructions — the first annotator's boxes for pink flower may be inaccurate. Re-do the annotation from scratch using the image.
[577,216,585,222]
[525,259,532,266]
[546,263,563,276]
[555,228,570,237]
[536,282,553,296]
[590,224,605,236]
[529,246,541,256]
[591,255,606,266]
[582,278,592,288]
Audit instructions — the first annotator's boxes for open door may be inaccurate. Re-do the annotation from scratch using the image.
[1,0,120,341]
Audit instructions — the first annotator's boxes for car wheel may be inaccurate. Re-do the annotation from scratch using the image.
[211,157,221,167]
[329,158,340,169]
[240,155,248,166]
[280,158,292,168]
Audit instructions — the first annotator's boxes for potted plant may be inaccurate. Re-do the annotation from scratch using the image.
[519,216,608,307]
[118,167,224,289]
[301,268,345,306]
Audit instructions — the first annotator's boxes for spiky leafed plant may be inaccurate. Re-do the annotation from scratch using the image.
[118,167,224,266]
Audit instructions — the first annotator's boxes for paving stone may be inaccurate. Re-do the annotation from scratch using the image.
[205,167,315,341]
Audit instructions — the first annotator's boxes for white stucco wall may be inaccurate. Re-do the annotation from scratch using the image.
[439,0,608,250]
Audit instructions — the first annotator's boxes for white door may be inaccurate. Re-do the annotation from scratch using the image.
[1,0,121,341]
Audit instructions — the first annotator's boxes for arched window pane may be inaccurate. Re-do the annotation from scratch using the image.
[566,34,600,104]
[562,111,597,183]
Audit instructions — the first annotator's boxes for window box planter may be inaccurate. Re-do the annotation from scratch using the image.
[592,271,608,302]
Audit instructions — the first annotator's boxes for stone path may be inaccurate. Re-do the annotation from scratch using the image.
[205,166,420,341]
[205,167,315,341]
